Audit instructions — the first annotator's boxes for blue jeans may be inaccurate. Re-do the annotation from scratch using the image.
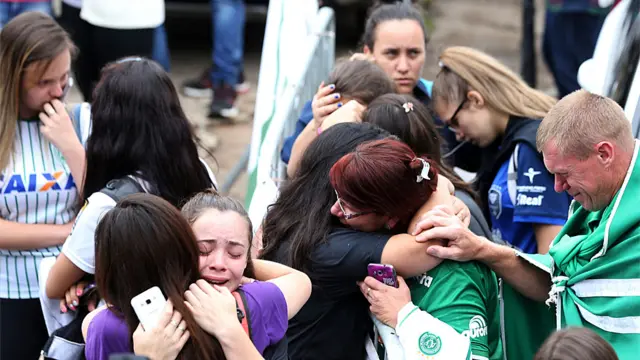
[542,10,605,98]
[0,1,52,28]
[210,0,245,87]
[152,24,171,72]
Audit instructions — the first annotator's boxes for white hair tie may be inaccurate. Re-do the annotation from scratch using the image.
[414,158,431,183]
[402,102,414,113]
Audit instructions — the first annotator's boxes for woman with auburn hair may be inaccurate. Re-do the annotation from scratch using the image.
[0,12,87,358]
[331,138,502,360]
[432,46,572,254]
[329,138,440,232]
[260,123,469,360]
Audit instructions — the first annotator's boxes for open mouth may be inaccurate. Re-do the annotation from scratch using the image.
[204,277,229,286]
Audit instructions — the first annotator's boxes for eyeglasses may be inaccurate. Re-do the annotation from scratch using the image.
[446,98,467,133]
[334,190,375,220]
[60,77,74,101]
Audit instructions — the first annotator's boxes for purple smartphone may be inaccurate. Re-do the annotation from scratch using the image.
[367,263,399,288]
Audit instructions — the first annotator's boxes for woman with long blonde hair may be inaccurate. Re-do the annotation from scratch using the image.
[432,46,571,255]
[0,12,87,358]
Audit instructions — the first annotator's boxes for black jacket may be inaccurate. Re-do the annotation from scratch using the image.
[474,117,542,225]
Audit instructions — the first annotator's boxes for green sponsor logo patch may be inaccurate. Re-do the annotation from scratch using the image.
[418,331,442,355]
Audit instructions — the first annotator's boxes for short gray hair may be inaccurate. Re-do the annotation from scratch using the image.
[537,90,633,159]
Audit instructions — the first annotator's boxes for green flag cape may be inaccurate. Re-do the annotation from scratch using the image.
[513,140,640,360]
[546,140,640,359]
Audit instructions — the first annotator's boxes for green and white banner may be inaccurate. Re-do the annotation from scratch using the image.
[245,0,334,228]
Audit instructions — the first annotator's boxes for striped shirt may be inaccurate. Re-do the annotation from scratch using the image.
[0,104,90,299]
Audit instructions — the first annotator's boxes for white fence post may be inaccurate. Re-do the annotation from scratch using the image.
[245,1,336,229]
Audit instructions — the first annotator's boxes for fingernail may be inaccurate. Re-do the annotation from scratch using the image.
[334,94,340,99]
[337,102,343,108]
[61,306,67,313]
[329,84,335,90]
[77,288,83,296]
[72,300,78,307]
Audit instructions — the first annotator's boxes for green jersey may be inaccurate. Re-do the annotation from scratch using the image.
[408,260,503,360]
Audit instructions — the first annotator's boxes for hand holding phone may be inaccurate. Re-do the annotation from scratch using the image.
[367,263,399,288]
[131,286,167,330]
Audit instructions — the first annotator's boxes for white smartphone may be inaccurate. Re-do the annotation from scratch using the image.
[130,286,167,331]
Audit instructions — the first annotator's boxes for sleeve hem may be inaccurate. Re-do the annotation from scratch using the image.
[513,215,567,225]
[62,246,95,274]
[396,303,419,329]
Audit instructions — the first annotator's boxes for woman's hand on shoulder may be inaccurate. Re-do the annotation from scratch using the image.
[437,174,455,196]
[320,100,366,132]
[431,175,471,228]
[133,300,190,360]
[412,206,487,262]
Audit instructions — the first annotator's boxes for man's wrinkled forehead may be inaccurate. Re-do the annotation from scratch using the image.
[542,141,571,173]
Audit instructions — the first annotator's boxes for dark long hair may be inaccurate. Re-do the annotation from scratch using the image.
[363,93,479,202]
[84,58,213,207]
[361,2,427,51]
[330,138,439,230]
[260,123,390,271]
[94,194,222,360]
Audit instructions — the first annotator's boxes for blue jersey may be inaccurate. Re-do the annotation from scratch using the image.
[488,143,571,254]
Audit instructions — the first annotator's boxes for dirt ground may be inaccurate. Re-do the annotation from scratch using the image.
[66,0,553,202]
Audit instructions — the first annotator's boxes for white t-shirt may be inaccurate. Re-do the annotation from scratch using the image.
[80,0,164,30]
[62,162,217,274]
[0,103,91,299]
